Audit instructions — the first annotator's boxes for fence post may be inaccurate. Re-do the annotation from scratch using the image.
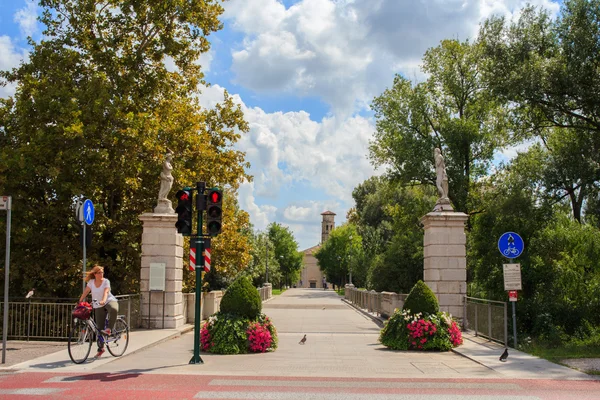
[488,302,492,339]
[27,300,31,342]
[127,296,131,326]
[463,296,467,330]
[503,301,508,348]
[474,303,478,337]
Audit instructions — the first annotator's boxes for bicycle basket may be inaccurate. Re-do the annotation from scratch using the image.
[73,302,92,320]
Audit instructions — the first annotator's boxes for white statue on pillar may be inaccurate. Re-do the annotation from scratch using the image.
[433,147,453,212]
[154,149,175,214]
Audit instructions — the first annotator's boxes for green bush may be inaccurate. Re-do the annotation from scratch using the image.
[201,312,278,354]
[379,308,462,351]
[402,280,439,316]
[202,313,249,354]
[220,276,262,319]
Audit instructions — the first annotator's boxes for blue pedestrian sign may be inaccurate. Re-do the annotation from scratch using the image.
[498,232,524,259]
[83,199,95,225]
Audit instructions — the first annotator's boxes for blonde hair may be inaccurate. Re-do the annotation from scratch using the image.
[85,265,104,282]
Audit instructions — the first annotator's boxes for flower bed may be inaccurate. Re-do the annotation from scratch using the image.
[200,312,278,354]
[380,308,463,351]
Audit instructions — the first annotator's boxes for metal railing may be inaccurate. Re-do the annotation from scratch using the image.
[347,289,382,315]
[464,296,507,346]
[0,294,141,340]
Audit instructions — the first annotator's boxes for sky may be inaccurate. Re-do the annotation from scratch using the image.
[0,0,561,250]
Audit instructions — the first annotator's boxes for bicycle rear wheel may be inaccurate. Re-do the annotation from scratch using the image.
[68,320,93,364]
[106,318,129,357]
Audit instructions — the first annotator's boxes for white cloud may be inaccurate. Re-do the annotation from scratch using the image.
[0,35,29,98]
[198,83,378,248]
[223,0,561,115]
[14,0,39,38]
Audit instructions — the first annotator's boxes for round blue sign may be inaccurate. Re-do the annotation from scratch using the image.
[498,232,524,259]
[83,199,95,225]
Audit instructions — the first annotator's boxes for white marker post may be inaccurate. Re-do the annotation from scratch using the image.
[1,196,12,364]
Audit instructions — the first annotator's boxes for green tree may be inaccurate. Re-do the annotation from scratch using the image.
[244,230,282,288]
[267,223,302,289]
[314,223,363,289]
[0,0,250,297]
[478,0,600,221]
[369,39,512,219]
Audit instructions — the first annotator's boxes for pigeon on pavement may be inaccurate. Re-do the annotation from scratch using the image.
[499,348,509,362]
[25,288,35,299]
[299,334,307,345]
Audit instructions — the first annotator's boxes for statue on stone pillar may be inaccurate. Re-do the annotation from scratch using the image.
[154,149,175,214]
[433,147,453,211]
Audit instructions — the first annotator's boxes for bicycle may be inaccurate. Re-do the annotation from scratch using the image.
[68,299,130,364]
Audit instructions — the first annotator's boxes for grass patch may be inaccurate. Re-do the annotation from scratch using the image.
[271,288,287,296]
[336,288,345,296]
[519,334,600,374]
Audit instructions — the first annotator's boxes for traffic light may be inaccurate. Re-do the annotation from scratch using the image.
[175,189,193,236]
[206,188,223,236]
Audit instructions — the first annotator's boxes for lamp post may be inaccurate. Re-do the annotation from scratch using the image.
[265,239,269,284]
[348,235,353,285]
[279,255,285,288]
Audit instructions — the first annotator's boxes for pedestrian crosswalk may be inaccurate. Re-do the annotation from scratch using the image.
[0,371,598,399]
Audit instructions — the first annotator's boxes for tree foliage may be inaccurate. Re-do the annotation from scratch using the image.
[479,0,600,221]
[314,223,363,288]
[0,0,251,297]
[369,39,513,217]
[267,223,303,288]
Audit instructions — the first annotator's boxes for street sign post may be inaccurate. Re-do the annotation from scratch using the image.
[498,232,524,259]
[1,196,11,364]
[503,263,522,291]
[498,232,524,349]
[81,199,95,291]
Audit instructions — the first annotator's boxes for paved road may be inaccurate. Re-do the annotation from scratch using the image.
[1,289,598,399]
[86,288,492,378]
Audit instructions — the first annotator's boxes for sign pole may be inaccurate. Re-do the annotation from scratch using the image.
[2,196,12,364]
[499,232,524,349]
[82,220,87,292]
[512,302,517,349]
[190,181,205,364]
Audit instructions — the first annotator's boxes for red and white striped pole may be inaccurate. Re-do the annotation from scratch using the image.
[204,247,211,273]
[189,247,196,271]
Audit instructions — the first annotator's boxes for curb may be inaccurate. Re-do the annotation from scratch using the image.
[123,324,195,359]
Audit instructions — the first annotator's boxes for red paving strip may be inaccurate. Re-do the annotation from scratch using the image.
[0,372,598,400]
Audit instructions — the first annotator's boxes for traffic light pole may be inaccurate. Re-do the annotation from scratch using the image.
[190,181,206,364]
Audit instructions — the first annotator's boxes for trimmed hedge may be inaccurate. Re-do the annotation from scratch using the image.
[402,280,439,316]
[219,276,262,319]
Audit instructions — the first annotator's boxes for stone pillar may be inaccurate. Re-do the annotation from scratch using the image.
[139,213,184,329]
[421,211,468,322]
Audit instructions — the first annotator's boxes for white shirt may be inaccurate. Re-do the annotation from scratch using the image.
[87,278,117,308]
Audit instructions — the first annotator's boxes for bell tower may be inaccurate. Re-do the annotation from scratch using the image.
[321,211,336,243]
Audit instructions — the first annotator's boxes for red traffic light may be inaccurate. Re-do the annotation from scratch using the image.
[209,191,221,204]
[177,191,190,201]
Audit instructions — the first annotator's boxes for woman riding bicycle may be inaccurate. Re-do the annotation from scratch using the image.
[78,265,118,357]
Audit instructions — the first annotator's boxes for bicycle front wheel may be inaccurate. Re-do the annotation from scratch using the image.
[68,320,93,364]
[107,318,129,357]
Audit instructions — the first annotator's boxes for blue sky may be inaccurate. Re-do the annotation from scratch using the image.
[0,0,561,250]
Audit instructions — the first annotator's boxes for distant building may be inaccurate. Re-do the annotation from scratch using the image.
[297,211,336,288]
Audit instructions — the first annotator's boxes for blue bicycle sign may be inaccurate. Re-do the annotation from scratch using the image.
[498,232,524,259]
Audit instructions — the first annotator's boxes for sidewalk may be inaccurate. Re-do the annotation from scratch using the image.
[341,297,597,380]
[0,325,193,372]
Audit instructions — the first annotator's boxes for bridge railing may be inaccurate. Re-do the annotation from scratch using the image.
[464,296,508,346]
[344,286,407,318]
[0,294,141,340]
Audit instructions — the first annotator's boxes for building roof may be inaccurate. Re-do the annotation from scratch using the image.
[321,211,336,216]
[301,244,321,255]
